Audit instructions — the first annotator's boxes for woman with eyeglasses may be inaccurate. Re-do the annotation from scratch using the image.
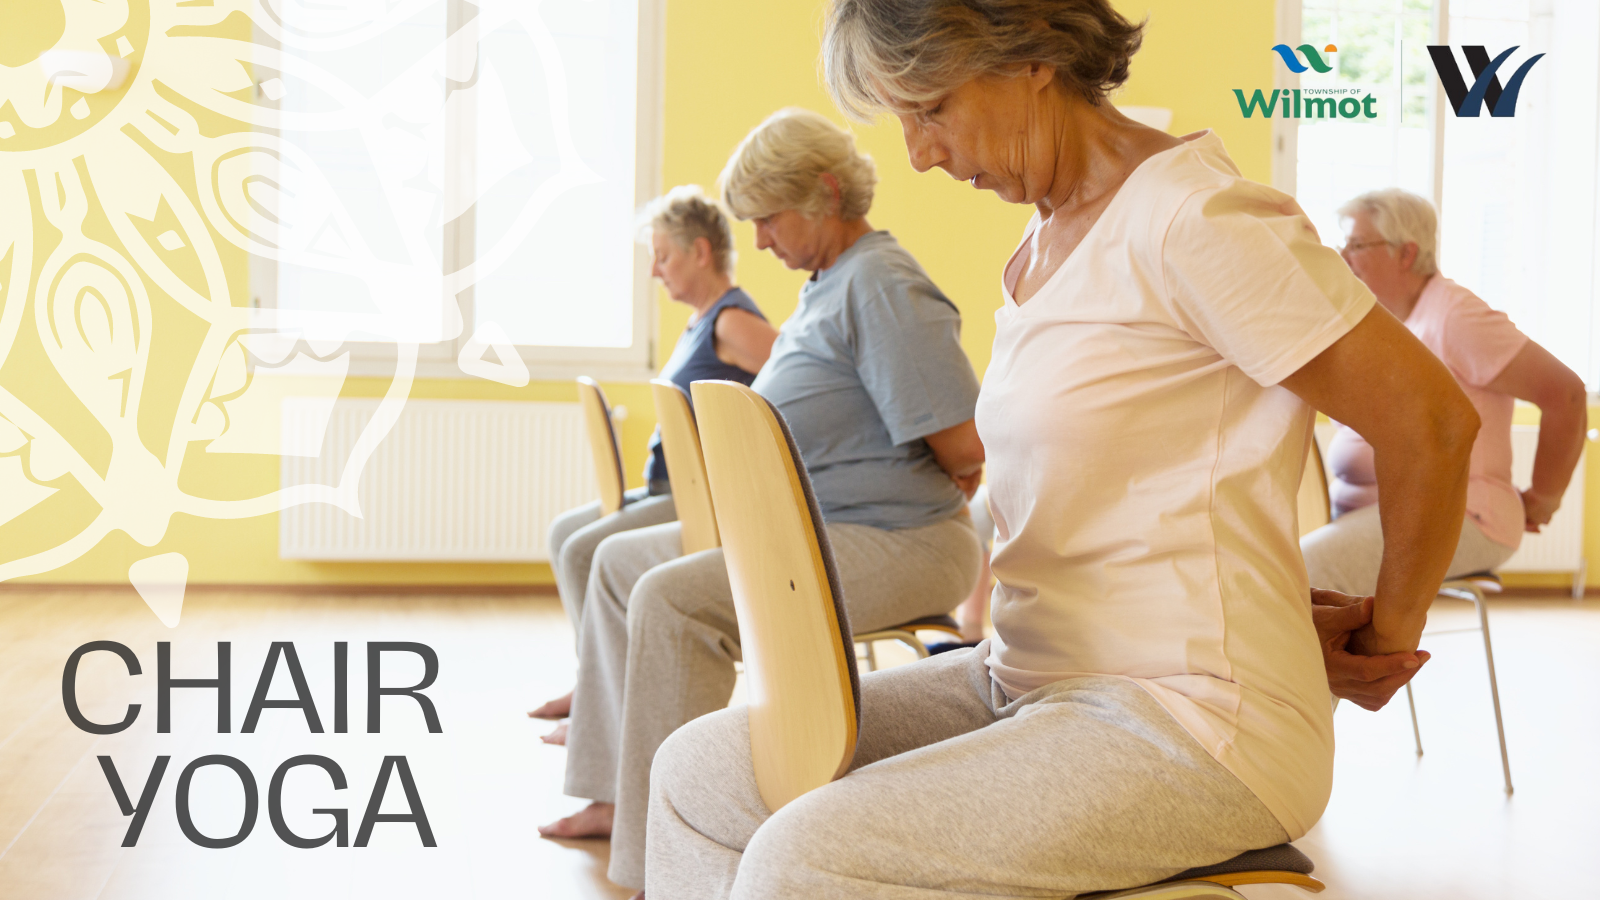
[1306,188,1587,597]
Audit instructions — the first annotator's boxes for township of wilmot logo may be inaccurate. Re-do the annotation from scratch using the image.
[1426,45,1545,117]
[1235,43,1378,119]
[1272,43,1336,74]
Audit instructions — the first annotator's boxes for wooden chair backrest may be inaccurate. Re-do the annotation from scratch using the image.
[1297,432,1332,537]
[577,377,626,515]
[691,380,860,813]
[650,380,720,555]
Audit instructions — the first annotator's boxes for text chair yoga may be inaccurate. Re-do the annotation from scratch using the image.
[657,378,958,669]
[693,380,1324,897]
[1299,436,1513,792]
[577,376,627,515]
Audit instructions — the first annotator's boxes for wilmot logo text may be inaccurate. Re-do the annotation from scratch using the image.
[1235,44,1379,119]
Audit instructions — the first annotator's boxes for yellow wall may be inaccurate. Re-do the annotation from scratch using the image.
[8,0,1277,587]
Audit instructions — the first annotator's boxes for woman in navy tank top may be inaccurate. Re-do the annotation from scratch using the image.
[534,186,775,737]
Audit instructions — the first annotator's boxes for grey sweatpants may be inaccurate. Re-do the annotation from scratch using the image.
[1301,504,1518,597]
[546,489,677,636]
[646,644,1288,899]
[565,514,981,889]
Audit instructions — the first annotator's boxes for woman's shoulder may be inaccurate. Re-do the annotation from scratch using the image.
[714,286,767,321]
[1423,276,1523,345]
[1134,132,1285,229]
[1421,275,1489,314]
[835,233,948,303]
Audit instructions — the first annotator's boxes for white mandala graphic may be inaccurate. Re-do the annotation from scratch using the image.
[0,0,602,599]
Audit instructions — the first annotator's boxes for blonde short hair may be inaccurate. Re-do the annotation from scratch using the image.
[637,185,736,275]
[718,108,878,222]
[1338,188,1439,277]
[823,0,1144,120]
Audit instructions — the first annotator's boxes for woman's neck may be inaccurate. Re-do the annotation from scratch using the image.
[1379,273,1431,322]
[1036,99,1177,220]
[813,218,875,273]
[683,274,735,320]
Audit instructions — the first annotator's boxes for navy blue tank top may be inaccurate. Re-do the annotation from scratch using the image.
[646,287,767,490]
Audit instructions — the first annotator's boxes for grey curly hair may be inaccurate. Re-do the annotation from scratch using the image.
[637,184,737,275]
[822,0,1144,121]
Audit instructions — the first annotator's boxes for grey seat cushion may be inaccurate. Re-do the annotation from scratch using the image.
[1165,843,1314,882]
[861,614,960,634]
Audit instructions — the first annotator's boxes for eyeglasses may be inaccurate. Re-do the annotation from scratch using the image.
[1338,239,1392,256]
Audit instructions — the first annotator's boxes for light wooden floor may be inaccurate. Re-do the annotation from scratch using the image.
[0,588,1594,899]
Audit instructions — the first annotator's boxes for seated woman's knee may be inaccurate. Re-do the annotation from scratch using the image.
[651,708,755,822]
[735,795,838,891]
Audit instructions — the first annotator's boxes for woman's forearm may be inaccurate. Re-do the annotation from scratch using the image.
[1528,393,1587,505]
[1278,307,1480,654]
[1367,415,1475,653]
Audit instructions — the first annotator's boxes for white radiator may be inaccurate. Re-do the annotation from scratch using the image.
[1499,424,1585,576]
[279,398,597,561]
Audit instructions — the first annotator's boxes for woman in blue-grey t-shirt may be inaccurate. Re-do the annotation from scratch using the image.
[532,185,777,729]
[542,108,985,892]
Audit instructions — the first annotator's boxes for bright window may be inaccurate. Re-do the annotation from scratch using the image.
[1288,0,1600,387]
[251,0,661,375]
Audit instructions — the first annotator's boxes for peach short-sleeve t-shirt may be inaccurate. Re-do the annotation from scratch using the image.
[978,131,1374,839]
[1326,276,1528,548]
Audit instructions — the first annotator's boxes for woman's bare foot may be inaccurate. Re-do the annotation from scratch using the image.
[540,722,568,745]
[537,801,614,839]
[528,689,574,720]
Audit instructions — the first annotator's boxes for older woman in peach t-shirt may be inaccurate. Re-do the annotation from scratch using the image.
[1303,188,1587,596]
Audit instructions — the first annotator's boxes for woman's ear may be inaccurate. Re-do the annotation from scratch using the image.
[1398,241,1420,272]
[820,172,843,218]
[1028,61,1058,92]
[693,236,714,267]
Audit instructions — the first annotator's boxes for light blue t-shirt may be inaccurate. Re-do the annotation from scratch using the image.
[752,231,979,530]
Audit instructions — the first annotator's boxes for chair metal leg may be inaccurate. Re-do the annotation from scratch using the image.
[900,633,932,660]
[1471,588,1513,794]
[863,640,878,673]
[1404,681,1423,756]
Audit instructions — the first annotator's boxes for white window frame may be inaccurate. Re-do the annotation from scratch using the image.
[249,0,665,382]
[1272,0,1450,213]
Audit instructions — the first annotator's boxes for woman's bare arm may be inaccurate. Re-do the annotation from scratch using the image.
[713,308,779,374]
[924,418,985,499]
[1483,340,1588,531]
[1279,305,1479,654]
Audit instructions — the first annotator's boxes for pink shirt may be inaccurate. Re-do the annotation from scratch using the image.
[1327,275,1527,548]
[980,131,1373,839]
